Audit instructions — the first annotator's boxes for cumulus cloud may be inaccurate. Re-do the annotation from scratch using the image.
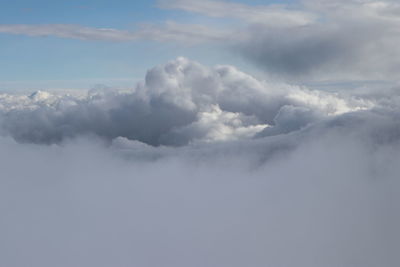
[1,58,400,266]
[0,58,367,145]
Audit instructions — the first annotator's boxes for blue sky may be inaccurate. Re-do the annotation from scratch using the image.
[0,0,186,90]
[1,0,398,91]
[1,0,296,91]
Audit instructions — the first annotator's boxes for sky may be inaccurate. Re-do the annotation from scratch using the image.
[3,0,394,91]
[1,1,400,266]
[0,0,277,90]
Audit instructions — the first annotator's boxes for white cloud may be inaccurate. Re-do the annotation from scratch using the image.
[1,98,400,266]
[0,58,366,145]
[0,22,227,44]
[158,0,315,27]
[1,58,400,266]
[2,1,400,265]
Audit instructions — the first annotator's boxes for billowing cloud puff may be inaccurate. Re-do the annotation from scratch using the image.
[0,58,368,146]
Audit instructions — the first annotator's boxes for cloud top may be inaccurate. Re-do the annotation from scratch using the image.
[0,58,367,146]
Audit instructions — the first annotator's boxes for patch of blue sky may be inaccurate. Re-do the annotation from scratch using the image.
[0,0,301,90]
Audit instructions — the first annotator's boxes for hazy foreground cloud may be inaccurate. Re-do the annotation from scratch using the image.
[1,58,400,266]
[1,105,400,267]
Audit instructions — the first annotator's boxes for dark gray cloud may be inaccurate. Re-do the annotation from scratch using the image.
[233,0,400,81]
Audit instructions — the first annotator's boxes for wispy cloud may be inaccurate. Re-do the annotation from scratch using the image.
[0,22,227,44]
[158,0,315,26]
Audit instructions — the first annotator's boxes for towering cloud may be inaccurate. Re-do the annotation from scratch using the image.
[0,58,367,146]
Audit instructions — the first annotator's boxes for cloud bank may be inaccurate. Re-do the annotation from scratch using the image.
[1,58,400,266]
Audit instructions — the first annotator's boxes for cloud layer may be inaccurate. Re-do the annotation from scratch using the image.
[1,58,400,266]
[1,104,400,267]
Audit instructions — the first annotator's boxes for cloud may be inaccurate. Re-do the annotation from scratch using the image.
[2,0,400,264]
[234,0,400,81]
[2,1,400,81]
[0,58,367,146]
[0,22,227,44]
[158,0,315,27]
[1,58,400,266]
[1,101,400,266]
